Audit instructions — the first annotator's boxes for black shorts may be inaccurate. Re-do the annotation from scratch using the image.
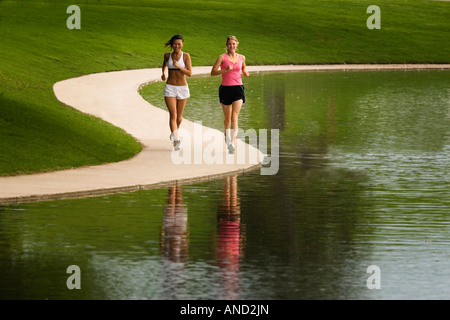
[219,85,245,105]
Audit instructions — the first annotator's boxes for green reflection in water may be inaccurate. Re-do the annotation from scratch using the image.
[1,70,450,299]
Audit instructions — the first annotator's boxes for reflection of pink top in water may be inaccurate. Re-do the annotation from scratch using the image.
[221,54,243,86]
[219,219,240,264]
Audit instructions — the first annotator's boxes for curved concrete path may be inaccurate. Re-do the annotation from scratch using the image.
[1,64,449,204]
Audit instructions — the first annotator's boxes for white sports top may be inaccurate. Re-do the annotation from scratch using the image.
[168,52,185,70]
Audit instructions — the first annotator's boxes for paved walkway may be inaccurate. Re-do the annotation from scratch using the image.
[1,64,449,204]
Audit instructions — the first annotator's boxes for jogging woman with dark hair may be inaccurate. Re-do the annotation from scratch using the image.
[161,34,192,150]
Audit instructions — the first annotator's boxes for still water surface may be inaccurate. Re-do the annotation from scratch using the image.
[1,70,450,299]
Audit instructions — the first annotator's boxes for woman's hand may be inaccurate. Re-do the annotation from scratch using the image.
[161,73,166,81]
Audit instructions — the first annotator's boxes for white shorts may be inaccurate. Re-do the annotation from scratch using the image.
[164,84,190,100]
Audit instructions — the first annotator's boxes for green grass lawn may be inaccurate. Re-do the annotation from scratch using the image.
[0,0,449,176]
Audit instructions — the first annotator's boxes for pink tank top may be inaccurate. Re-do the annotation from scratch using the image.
[221,54,243,86]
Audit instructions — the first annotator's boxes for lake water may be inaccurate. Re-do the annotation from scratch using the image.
[1,70,450,300]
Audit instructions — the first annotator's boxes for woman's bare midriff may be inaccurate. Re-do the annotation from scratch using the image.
[167,69,187,86]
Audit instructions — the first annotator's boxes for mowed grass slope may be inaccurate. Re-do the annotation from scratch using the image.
[0,0,449,176]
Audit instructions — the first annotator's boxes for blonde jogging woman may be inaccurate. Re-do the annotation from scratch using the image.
[211,36,249,154]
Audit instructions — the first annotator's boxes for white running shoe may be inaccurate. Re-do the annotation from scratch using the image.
[173,139,181,151]
[227,143,235,154]
[170,133,176,141]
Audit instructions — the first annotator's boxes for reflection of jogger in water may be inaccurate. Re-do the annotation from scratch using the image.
[161,185,188,262]
[219,174,241,217]
[217,174,243,299]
